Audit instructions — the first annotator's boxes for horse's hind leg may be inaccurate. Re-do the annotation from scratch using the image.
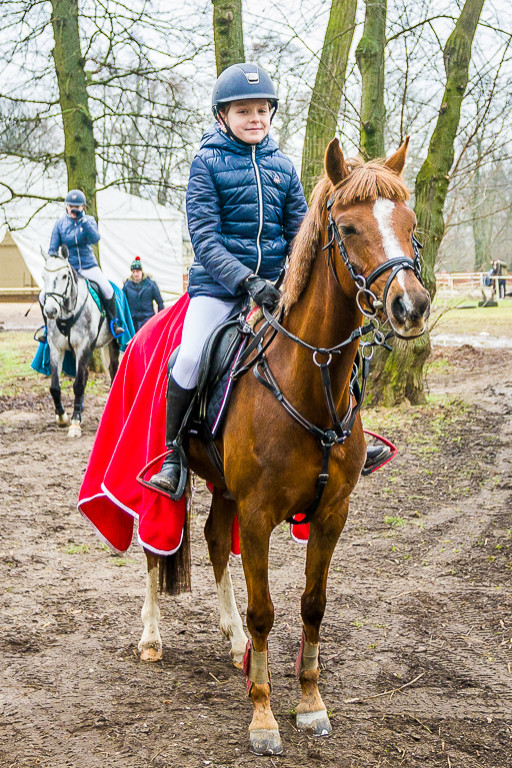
[296,498,349,736]
[101,341,119,384]
[205,489,247,668]
[49,347,69,427]
[68,347,91,437]
[139,550,163,661]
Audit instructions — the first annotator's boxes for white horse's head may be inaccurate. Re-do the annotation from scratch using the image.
[42,245,74,319]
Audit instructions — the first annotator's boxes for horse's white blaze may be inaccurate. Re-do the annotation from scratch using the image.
[372,199,415,313]
[216,567,247,666]
[139,561,162,658]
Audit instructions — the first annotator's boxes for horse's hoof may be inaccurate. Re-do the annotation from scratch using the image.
[56,413,69,427]
[296,709,332,736]
[230,647,246,669]
[140,647,162,662]
[68,422,82,438]
[249,728,283,756]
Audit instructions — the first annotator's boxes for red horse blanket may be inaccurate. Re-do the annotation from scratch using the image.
[78,294,310,555]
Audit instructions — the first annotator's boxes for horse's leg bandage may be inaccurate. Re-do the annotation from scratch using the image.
[243,640,271,691]
[295,630,320,678]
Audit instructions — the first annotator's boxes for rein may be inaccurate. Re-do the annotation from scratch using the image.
[232,195,424,527]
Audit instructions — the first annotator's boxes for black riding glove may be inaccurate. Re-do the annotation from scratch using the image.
[244,275,281,309]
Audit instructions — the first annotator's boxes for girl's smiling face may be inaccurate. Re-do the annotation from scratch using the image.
[220,99,271,144]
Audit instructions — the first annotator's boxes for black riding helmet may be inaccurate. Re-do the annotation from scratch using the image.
[212,63,278,144]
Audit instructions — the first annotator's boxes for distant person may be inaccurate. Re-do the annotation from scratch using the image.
[493,260,507,299]
[122,256,164,332]
[37,189,124,341]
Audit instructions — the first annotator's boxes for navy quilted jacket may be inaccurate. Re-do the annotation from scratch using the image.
[123,276,164,332]
[186,124,308,299]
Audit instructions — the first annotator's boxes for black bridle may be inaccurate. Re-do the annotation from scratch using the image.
[44,259,90,341]
[232,196,424,526]
[325,192,423,318]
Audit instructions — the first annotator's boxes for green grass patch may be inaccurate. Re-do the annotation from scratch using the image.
[63,543,89,555]
[384,515,406,528]
[430,299,512,338]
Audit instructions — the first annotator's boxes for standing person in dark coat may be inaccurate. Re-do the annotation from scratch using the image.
[123,256,164,332]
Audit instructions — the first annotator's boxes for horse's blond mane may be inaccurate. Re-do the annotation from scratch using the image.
[281,157,411,313]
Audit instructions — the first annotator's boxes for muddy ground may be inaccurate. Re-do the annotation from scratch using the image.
[0,320,511,767]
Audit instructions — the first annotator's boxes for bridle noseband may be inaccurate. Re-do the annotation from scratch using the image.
[44,261,77,313]
[325,193,423,317]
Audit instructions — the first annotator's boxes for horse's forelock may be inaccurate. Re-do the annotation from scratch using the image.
[281,158,410,314]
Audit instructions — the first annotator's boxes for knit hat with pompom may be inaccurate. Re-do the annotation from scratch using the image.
[130,256,143,271]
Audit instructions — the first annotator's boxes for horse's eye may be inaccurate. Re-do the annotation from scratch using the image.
[341,225,357,236]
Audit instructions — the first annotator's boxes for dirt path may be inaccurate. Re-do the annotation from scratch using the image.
[0,340,511,768]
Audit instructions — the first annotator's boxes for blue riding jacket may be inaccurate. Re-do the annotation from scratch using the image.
[186,124,308,300]
[49,213,100,271]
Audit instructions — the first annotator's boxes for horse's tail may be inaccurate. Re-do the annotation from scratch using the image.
[158,481,192,596]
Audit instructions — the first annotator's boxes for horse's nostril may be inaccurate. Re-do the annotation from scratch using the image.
[391,295,407,322]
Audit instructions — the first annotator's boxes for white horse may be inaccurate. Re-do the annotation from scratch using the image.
[42,246,120,437]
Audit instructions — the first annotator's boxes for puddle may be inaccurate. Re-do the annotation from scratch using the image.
[431,333,512,349]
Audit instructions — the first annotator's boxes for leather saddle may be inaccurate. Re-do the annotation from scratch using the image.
[171,314,248,447]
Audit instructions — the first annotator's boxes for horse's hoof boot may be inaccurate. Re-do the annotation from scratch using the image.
[249,728,283,755]
[296,709,332,736]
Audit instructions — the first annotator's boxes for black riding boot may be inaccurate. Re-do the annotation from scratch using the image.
[104,296,124,338]
[362,444,392,476]
[148,374,195,496]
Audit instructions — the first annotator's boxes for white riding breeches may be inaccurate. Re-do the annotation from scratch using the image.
[172,295,242,389]
[78,267,114,299]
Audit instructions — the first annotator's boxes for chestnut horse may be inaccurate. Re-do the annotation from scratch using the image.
[140,138,430,755]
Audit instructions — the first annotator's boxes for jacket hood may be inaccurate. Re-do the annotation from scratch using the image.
[199,123,279,156]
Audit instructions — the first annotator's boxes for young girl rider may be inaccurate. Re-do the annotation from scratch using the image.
[43,190,124,338]
[149,63,388,495]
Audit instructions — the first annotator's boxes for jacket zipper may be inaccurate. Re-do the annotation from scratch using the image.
[74,219,81,270]
[251,145,263,274]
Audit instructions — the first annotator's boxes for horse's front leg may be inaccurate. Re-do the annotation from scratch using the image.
[205,489,247,668]
[296,497,349,736]
[138,550,162,661]
[49,345,69,427]
[68,345,91,437]
[239,511,282,755]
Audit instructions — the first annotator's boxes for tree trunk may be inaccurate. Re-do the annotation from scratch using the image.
[372,0,485,406]
[355,0,386,159]
[301,0,357,200]
[50,0,98,223]
[212,0,245,76]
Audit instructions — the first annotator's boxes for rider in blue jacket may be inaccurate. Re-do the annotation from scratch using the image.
[149,63,389,496]
[46,190,124,337]
[149,63,307,495]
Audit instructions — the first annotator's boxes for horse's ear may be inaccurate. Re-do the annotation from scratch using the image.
[384,136,410,175]
[40,247,49,262]
[325,138,350,186]
[60,245,69,260]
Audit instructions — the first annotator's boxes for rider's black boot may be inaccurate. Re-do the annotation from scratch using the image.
[104,296,124,338]
[148,374,195,496]
[362,445,392,476]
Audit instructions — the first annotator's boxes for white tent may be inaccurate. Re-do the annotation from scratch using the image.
[0,159,184,299]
